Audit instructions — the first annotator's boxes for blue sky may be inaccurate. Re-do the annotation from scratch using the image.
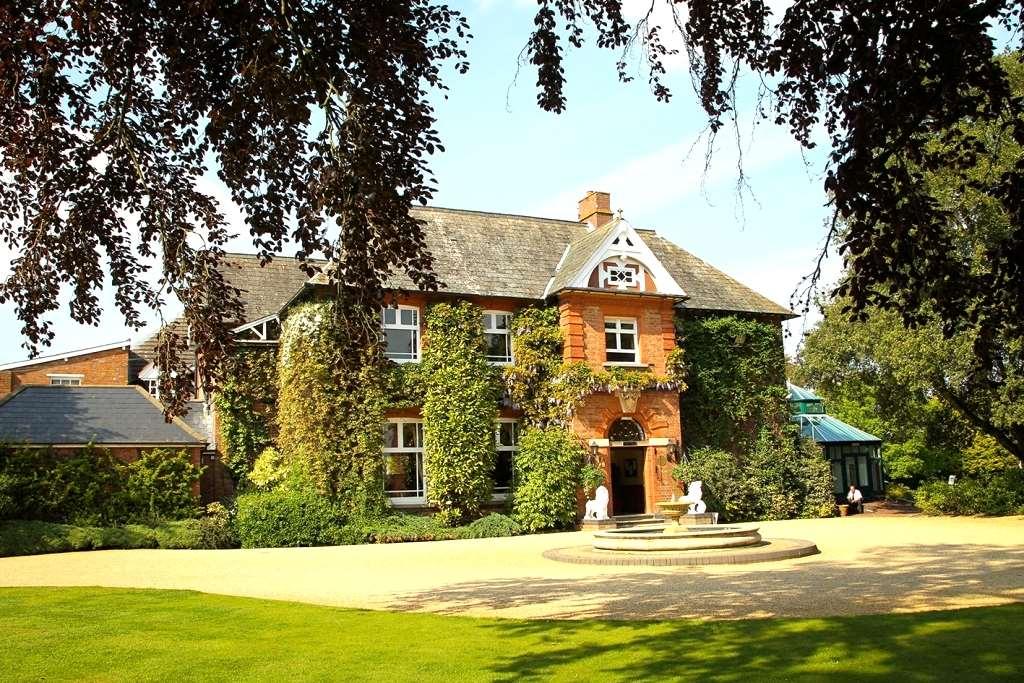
[0,0,839,363]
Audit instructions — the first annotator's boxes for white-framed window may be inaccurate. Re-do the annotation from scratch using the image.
[493,419,519,499]
[483,311,513,364]
[604,318,639,364]
[146,378,160,398]
[383,419,425,503]
[48,374,83,386]
[382,306,420,362]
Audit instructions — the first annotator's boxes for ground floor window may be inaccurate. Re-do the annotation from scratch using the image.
[383,419,425,503]
[828,444,883,498]
[493,420,519,498]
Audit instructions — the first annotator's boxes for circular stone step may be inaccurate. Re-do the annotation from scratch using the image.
[543,537,819,567]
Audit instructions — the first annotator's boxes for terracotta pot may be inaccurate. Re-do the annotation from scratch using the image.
[838,504,849,517]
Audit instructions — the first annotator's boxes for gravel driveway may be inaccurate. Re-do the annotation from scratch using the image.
[2,515,1022,620]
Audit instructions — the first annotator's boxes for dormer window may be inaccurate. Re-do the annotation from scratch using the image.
[483,311,513,364]
[605,318,639,364]
[48,374,82,386]
[382,306,420,362]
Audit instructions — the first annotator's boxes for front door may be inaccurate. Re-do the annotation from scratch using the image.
[611,447,646,515]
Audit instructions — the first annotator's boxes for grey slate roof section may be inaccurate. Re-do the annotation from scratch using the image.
[0,386,205,446]
[135,206,792,361]
[181,400,214,447]
[644,232,793,317]
[545,221,618,295]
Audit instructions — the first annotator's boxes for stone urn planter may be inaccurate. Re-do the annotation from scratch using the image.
[616,387,641,414]
[837,503,849,517]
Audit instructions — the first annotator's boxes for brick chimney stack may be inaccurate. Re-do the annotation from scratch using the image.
[578,191,613,231]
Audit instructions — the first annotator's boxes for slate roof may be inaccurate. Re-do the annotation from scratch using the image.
[134,205,793,361]
[545,220,618,295]
[0,386,205,446]
[793,413,882,444]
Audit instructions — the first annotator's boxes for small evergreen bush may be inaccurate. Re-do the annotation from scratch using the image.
[235,489,342,548]
[463,513,521,538]
[512,427,586,532]
[197,503,239,549]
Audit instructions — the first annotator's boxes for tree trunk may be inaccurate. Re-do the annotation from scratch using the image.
[933,384,1024,467]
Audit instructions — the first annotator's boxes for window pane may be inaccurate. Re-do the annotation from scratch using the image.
[402,422,419,448]
[384,453,422,497]
[383,308,396,325]
[607,350,636,363]
[486,333,511,361]
[385,329,415,359]
[858,456,869,487]
[498,422,513,447]
[620,321,635,330]
[400,308,416,326]
[831,461,843,494]
[493,452,513,493]
[383,423,398,449]
[604,321,617,331]
[605,332,617,349]
[620,334,635,350]
[494,314,508,330]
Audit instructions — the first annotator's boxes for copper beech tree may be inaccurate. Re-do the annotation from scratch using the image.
[2,1,1024,415]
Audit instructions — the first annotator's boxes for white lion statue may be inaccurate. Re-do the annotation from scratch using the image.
[685,481,707,514]
[584,485,610,520]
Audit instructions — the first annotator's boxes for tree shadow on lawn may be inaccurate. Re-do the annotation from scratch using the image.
[474,602,1024,681]
[386,543,1024,622]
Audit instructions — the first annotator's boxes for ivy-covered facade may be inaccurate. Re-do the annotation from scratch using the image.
[137,191,794,514]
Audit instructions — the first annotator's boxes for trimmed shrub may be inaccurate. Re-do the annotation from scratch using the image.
[463,513,521,539]
[247,447,288,491]
[512,427,586,532]
[235,489,342,548]
[356,514,458,543]
[0,519,214,557]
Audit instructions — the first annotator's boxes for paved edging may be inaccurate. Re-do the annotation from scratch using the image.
[543,537,819,566]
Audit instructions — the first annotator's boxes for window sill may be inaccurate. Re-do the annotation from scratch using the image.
[387,358,421,365]
[388,497,426,506]
[602,361,650,368]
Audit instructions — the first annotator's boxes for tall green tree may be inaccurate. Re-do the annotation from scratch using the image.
[4,3,1023,414]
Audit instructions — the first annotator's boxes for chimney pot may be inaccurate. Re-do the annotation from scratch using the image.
[578,191,613,230]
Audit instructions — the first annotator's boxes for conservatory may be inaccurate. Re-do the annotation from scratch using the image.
[788,383,885,499]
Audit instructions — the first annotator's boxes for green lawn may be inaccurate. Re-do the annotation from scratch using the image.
[1,588,1021,681]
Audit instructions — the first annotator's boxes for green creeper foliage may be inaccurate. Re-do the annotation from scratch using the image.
[421,302,500,526]
[276,302,389,517]
[512,426,587,532]
[678,314,789,454]
[504,307,564,427]
[213,347,277,481]
[121,449,202,523]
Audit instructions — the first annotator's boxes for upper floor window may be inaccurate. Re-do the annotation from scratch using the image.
[605,318,639,364]
[146,378,160,397]
[48,374,82,386]
[382,306,420,362]
[383,419,425,503]
[483,311,513,364]
[493,420,519,498]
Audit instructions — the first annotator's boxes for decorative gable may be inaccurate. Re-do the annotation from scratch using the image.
[553,218,686,297]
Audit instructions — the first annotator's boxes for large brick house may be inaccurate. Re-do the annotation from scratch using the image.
[1,192,793,513]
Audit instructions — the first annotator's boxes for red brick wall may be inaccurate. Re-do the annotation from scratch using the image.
[558,291,676,374]
[572,390,683,514]
[3,347,129,396]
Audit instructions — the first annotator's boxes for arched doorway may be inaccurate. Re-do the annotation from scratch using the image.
[609,418,646,515]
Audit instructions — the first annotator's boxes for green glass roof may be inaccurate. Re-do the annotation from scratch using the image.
[787,382,822,402]
[792,413,882,444]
